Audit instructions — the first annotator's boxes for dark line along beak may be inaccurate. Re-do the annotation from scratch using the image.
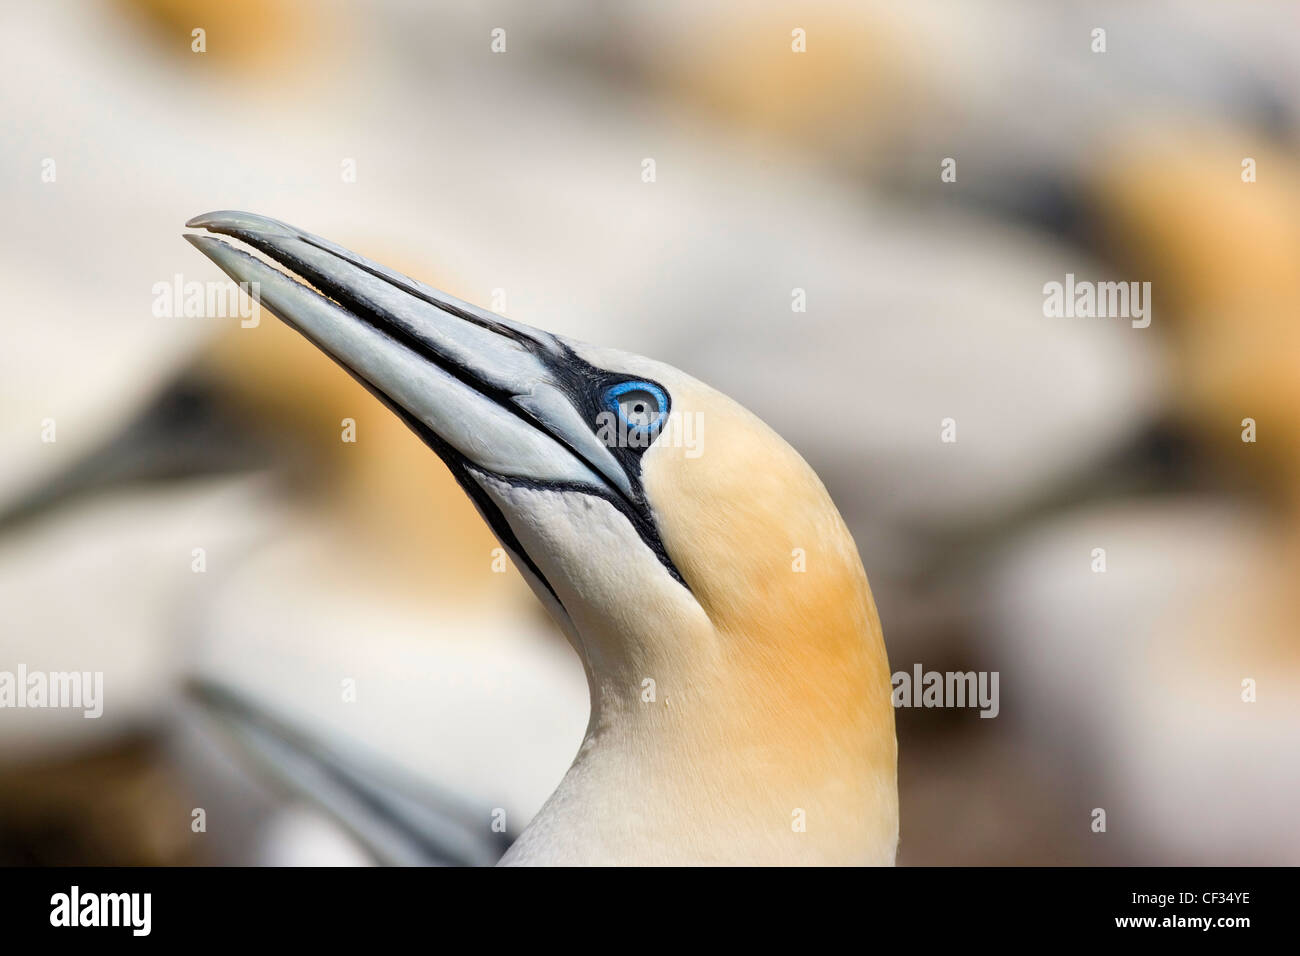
[183,211,633,500]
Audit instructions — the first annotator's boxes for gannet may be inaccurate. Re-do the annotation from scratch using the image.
[185,211,898,866]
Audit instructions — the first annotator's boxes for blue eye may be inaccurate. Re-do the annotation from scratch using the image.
[604,380,668,435]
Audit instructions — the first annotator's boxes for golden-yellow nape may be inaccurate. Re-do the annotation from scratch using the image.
[186,211,897,865]
[643,360,897,863]
[486,344,898,864]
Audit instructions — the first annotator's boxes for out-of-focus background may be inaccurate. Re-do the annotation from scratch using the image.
[2,0,1298,865]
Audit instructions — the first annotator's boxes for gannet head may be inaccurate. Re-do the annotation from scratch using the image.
[185,211,897,865]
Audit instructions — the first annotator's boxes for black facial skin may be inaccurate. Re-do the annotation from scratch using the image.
[552,343,669,474]
[197,226,690,600]
[462,339,687,591]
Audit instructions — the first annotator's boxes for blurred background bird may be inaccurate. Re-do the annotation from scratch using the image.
[2,0,1298,864]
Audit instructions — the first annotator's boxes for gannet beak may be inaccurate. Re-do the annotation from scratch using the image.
[184,210,677,610]
[184,211,631,497]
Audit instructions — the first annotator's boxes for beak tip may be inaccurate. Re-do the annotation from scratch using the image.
[182,232,228,262]
[184,210,233,229]
[182,233,246,282]
[186,210,298,239]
